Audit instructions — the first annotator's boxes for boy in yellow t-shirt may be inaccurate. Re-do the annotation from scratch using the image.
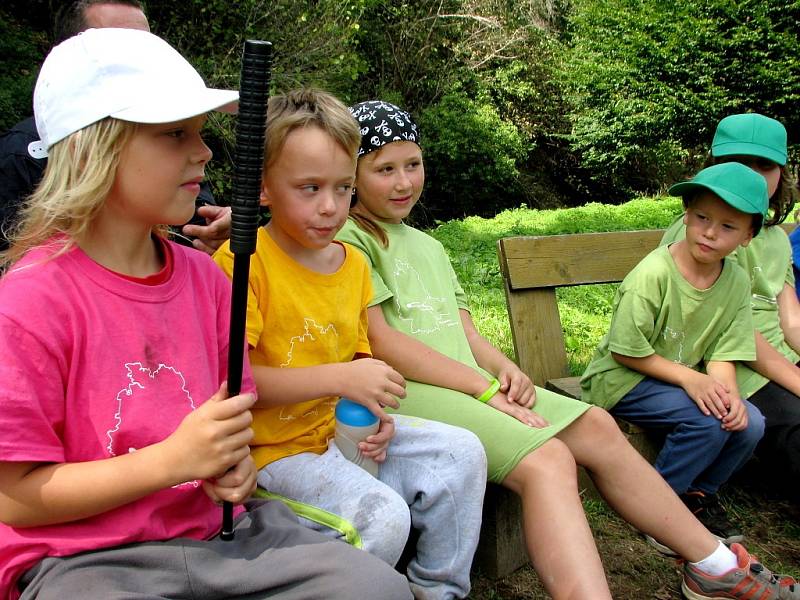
[581,162,768,550]
[213,89,486,600]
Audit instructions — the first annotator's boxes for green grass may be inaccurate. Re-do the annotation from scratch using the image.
[429,195,683,371]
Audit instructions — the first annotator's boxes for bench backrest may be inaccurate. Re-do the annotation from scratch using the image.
[497,229,664,386]
[496,223,796,386]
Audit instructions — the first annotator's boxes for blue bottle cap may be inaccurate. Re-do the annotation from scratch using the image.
[335,398,378,426]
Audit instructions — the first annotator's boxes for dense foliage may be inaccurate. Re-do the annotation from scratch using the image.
[4,0,798,217]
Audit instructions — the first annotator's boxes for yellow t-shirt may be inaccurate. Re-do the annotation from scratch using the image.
[213,228,373,468]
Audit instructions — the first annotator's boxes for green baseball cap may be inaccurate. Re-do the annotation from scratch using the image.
[711,113,787,166]
[669,162,768,233]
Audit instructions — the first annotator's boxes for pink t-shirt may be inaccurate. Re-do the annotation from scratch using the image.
[0,239,253,599]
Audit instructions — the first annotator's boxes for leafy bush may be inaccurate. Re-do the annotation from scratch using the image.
[0,10,47,131]
[416,91,528,222]
[559,0,800,200]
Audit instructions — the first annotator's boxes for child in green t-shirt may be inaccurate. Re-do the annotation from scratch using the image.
[581,161,769,549]
[663,114,800,503]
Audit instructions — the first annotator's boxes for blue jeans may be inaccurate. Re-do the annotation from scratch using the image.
[611,377,765,495]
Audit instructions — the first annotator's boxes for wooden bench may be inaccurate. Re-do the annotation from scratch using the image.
[498,228,665,424]
[474,229,668,579]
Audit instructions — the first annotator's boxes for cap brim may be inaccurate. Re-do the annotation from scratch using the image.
[712,141,787,166]
[112,89,239,124]
[668,181,762,215]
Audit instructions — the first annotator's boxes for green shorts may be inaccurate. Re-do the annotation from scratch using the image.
[393,381,591,482]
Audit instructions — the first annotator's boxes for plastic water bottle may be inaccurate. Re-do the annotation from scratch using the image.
[334,398,380,477]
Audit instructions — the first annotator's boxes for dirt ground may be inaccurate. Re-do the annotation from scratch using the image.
[468,462,800,599]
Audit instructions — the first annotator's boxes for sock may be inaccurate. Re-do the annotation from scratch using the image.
[691,541,739,576]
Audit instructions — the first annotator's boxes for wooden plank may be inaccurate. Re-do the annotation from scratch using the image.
[500,230,664,289]
[472,484,527,578]
[504,282,570,385]
[545,376,582,400]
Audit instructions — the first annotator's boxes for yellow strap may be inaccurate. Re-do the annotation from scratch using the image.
[251,488,363,548]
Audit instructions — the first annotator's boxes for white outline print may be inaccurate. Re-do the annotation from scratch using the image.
[106,362,199,489]
[392,259,459,334]
[750,265,777,307]
[279,318,339,421]
[662,327,689,366]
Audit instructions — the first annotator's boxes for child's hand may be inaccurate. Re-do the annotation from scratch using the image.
[203,454,257,505]
[358,416,395,463]
[684,372,730,419]
[721,395,749,431]
[162,382,255,484]
[487,392,549,428]
[497,363,536,408]
[342,358,406,420]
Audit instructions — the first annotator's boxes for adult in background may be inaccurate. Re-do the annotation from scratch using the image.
[0,0,231,254]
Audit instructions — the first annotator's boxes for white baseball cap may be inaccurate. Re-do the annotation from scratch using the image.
[31,28,239,157]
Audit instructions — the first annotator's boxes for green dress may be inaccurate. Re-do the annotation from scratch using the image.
[337,219,589,482]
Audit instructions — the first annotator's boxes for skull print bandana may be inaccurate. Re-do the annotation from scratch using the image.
[349,100,421,157]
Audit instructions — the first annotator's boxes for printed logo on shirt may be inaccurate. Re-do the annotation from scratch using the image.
[749,265,777,307]
[662,327,690,366]
[281,318,340,368]
[106,362,200,488]
[392,259,459,334]
[279,318,339,421]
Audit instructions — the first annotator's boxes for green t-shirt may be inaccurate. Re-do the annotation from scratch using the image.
[580,245,756,409]
[337,219,479,370]
[337,218,591,482]
[661,218,799,397]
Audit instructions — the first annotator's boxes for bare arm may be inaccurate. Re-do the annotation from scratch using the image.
[460,309,536,408]
[611,352,730,419]
[0,386,255,528]
[366,305,489,397]
[250,358,405,421]
[778,283,800,354]
[745,328,800,397]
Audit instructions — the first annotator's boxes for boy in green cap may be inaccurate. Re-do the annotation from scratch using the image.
[581,161,768,553]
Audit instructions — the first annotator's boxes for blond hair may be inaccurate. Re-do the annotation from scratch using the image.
[1,117,138,269]
[264,88,360,170]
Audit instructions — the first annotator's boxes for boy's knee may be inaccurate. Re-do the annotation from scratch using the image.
[451,427,487,471]
[743,407,766,443]
[355,490,411,565]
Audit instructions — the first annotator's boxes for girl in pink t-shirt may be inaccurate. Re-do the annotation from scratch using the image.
[0,29,410,600]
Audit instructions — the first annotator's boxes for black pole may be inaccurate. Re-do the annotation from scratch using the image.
[221,39,272,542]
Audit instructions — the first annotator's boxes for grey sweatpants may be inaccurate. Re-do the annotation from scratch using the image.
[259,415,488,600]
[19,500,413,600]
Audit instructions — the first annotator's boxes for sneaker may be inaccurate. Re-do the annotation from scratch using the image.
[645,533,679,557]
[683,543,800,599]
[682,491,744,545]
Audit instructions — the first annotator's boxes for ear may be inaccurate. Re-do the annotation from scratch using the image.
[259,183,271,208]
[739,228,754,248]
[682,211,689,226]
